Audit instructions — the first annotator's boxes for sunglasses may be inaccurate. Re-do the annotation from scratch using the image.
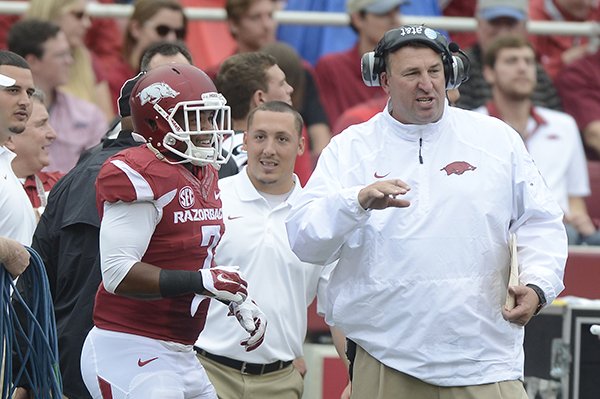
[70,10,87,20]
[155,25,186,40]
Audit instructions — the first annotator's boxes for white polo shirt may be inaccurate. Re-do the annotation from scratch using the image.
[475,103,589,214]
[195,168,330,363]
[0,146,36,245]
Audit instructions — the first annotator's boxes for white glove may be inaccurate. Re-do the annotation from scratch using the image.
[228,298,267,352]
[199,265,248,304]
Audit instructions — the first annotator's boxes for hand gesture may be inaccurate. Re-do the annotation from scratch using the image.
[0,237,30,278]
[358,179,411,210]
[200,266,248,304]
[228,298,267,352]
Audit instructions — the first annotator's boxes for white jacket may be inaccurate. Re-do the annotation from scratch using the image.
[285,102,567,386]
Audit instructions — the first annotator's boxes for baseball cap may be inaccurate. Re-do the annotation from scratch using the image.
[117,72,145,118]
[0,73,15,87]
[477,0,527,21]
[347,0,407,14]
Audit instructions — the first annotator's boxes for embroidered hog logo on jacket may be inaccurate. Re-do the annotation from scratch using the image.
[440,161,477,176]
[137,82,179,106]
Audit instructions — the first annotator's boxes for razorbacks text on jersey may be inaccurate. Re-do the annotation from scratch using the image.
[94,144,224,345]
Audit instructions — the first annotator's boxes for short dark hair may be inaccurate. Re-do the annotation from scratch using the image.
[0,50,30,70]
[483,35,534,68]
[216,52,277,120]
[139,40,193,71]
[247,100,303,136]
[7,19,61,59]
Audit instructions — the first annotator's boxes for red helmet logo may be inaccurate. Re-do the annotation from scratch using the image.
[137,82,180,106]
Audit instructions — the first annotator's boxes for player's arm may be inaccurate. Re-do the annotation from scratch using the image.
[100,201,247,302]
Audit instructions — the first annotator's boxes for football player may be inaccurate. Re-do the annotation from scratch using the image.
[80,64,266,399]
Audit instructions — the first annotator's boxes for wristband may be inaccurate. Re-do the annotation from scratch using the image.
[526,284,547,315]
[159,269,204,297]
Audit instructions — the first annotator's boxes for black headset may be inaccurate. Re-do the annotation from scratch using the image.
[361,25,470,90]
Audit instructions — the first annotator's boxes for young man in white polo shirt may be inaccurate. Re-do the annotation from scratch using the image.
[195,101,335,398]
[475,35,600,245]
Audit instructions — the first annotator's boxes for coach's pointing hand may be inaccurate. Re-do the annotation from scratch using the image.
[358,179,411,210]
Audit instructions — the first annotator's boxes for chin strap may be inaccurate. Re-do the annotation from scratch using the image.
[146,143,167,162]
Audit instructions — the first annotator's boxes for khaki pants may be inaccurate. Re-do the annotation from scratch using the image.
[197,353,304,399]
[351,345,528,399]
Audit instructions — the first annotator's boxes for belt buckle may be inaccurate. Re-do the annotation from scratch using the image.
[240,361,249,375]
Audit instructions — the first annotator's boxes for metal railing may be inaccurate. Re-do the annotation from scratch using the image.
[0,1,599,37]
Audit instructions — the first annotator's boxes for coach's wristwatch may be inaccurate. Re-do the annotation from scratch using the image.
[526,284,547,315]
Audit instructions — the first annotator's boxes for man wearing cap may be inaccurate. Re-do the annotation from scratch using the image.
[0,52,35,276]
[0,50,37,248]
[314,0,403,127]
[287,25,566,398]
[455,0,562,111]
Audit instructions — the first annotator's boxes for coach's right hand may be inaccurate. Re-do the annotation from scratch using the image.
[358,179,411,210]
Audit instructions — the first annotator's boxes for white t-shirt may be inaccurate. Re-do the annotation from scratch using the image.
[0,146,36,245]
[475,104,589,214]
[195,167,331,363]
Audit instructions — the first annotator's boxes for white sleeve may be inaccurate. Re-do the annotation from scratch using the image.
[99,201,159,293]
[509,131,568,304]
[285,141,370,265]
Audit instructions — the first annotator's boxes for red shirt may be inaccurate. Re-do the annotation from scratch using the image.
[555,50,600,160]
[315,44,386,128]
[333,97,388,136]
[529,0,600,81]
[23,171,64,209]
[94,145,223,344]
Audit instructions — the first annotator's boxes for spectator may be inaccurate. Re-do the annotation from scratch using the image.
[455,0,562,111]
[195,101,335,398]
[261,42,331,162]
[216,52,314,185]
[80,64,262,398]
[278,0,444,66]
[314,0,402,127]
[441,0,478,49]
[23,44,195,399]
[25,0,114,121]
[555,48,600,160]
[3,90,61,218]
[101,0,188,111]
[205,0,278,78]
[286,25,566,398]
[0,51,37,246]
[8,20,108,174]
[529,0,600,81]
[475,35,600,245]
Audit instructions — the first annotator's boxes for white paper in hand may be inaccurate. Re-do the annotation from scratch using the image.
[505,233,519,310]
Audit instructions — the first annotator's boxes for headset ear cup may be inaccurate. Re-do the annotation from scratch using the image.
[447,55,467,90]
[361,51,381,87]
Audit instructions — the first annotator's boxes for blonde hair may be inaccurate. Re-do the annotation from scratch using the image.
[25,0,101,108]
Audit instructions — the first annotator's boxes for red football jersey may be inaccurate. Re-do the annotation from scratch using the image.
[94,145,224,345]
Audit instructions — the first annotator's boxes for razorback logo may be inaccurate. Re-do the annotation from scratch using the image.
[137,82,179,105]
[440,161,477,176]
